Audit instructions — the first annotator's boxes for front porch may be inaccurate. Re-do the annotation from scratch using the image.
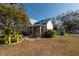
[28,25,46,37]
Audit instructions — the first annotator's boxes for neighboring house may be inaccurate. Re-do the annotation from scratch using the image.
[28,18,53,37]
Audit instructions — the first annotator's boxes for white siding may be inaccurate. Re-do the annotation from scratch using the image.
[47,20,53,29]
[29,18,37,25]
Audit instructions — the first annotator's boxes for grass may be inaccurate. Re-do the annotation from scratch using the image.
[57,34,74,42]
[0,34,79,55]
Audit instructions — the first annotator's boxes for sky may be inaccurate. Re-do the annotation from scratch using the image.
[25,3,79,21]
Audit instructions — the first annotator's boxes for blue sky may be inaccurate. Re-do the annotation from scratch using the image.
[25,3,79,21]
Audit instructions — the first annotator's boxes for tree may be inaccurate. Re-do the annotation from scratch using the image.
[17,4,30,30]
[0,4,29,44]
[56,10,79,32]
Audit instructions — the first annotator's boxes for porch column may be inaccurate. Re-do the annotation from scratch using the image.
[39,25,42,37]
[32,26,33,35]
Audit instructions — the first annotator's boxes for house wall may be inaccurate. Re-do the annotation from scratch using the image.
[47,20,53,29]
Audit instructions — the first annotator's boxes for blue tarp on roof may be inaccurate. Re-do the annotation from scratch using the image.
[35,18,50,25]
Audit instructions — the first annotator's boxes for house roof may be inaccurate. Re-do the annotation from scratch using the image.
[29,24,45,27]
[35,18,51,25]
[29,18,53,26]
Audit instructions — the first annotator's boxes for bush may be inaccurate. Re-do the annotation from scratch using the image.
[42,29,56,38]
[4,32,23,44]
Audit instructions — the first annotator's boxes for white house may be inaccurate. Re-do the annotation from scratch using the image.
[28,18,53,37]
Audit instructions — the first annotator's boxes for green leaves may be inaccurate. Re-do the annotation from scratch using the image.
[0,4,29,44]
[42,30,56,38]
[57,10,79,32]
[4,32,23,44]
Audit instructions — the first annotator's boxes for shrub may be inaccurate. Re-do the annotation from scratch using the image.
[42,29,56,38]
[4,32,23,44]
[4,34,12,44]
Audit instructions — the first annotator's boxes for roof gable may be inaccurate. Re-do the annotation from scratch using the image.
[47,20,53,29]
[29,18,37,25]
